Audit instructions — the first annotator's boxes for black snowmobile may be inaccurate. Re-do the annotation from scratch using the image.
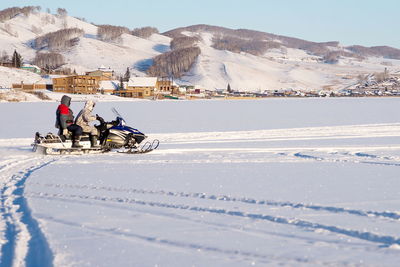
[32,108,159,155]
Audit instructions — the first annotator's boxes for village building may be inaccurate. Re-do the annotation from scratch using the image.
[53,75,101,94]
[114,77,157,98]
[0,62,14,68]
[156,77,180,95]
[12,81,49,91]
[99,80,119,94]
[85,65,114,80]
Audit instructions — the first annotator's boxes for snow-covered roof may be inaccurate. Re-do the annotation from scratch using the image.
[22,64,40,69]
[128,77,157,87]
[97,65,113,72]
[99,80,119,90]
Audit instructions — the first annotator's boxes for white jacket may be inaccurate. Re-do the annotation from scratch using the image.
[75,100,97,135]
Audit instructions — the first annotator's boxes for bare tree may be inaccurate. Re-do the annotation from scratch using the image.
[323,51,340,64]
[41,14,52,24]
[97,25,129,41]
[33,52,65,70]
[170,36,199,50]
[0,6,39,22]
[131,27,159,39]
[0,50,9,63]
[212,35,271,56]
[147,47,201,78]
[375,68,390,83]
[34,28,84,51]
[56,8,68,17]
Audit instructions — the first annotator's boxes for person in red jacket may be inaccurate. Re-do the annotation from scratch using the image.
[55,95,83,148]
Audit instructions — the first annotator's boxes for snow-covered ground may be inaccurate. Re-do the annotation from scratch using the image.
[1,98,400,266]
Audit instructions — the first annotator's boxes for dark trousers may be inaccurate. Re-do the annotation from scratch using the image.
[67,124,83,139]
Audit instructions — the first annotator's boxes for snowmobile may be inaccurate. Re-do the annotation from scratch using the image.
[32,108,159,155]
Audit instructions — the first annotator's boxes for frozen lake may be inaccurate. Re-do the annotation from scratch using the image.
[1,97,400,138]
[1,98,400,266]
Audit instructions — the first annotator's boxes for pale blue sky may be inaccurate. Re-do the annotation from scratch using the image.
[1,0,399,48]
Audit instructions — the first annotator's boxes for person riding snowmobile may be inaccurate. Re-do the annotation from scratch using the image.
[75,100,101,148]
[55,95,83,148]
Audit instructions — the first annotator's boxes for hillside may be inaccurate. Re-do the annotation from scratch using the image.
[0,7,400,91]
[163,25,400,90]
[0,7,171,79]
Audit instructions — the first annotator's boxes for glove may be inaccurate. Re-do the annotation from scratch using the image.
[62,129,69,135]
[96,114,104,123]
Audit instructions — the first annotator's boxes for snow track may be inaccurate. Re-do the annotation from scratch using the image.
[0,155,56,267]
[27,191,400,247]
[27,182,400,221]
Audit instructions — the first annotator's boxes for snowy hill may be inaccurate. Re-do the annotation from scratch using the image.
[165,25,400,91]
[1,8,400,91]
[0,9,171,82]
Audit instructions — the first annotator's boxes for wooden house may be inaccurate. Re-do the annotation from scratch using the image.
[53,75,100,94]
[85,66,114,80]
[156,77,180,95]
[114,77,157,98]
[12,82,49,91]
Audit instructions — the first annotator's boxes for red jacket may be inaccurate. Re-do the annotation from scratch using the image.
[56,104,74,129]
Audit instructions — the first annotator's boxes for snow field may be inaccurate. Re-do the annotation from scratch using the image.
[0,98,400,266]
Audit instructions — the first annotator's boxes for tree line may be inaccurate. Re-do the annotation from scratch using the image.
[147,47,201,78]
[145,29,203,79]
[97,25,160,41]
[97,24,130,41]
[0,50,23,68]
[347,45,400,60]
[131,27,159,39]
[34,28,84,51]
[0,6,40,22]
[170,36,199,50]
[33,52,65,71]
[212,35,281,56]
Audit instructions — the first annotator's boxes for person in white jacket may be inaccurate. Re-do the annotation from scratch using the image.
[75,100,100,147]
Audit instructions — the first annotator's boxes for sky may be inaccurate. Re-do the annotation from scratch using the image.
[1,0,399,48]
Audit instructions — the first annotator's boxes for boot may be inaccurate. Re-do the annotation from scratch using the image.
[90,135,101,148]
[72,136,83,148]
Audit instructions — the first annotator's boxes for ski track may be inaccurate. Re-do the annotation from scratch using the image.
[32,193,357,252]
[0,156,56,267]
[33,213,343,266]
[28,182,400,221]
[291,151,400,167]
[155,123,400,146]
[27,192,400,248]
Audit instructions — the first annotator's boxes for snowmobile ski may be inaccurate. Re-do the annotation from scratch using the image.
[118,139,160,154]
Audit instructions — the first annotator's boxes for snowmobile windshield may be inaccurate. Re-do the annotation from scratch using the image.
[116,116,126,126]
[112,108,127,126]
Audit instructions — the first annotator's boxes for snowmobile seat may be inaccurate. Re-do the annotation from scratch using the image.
[59,132,90,142]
